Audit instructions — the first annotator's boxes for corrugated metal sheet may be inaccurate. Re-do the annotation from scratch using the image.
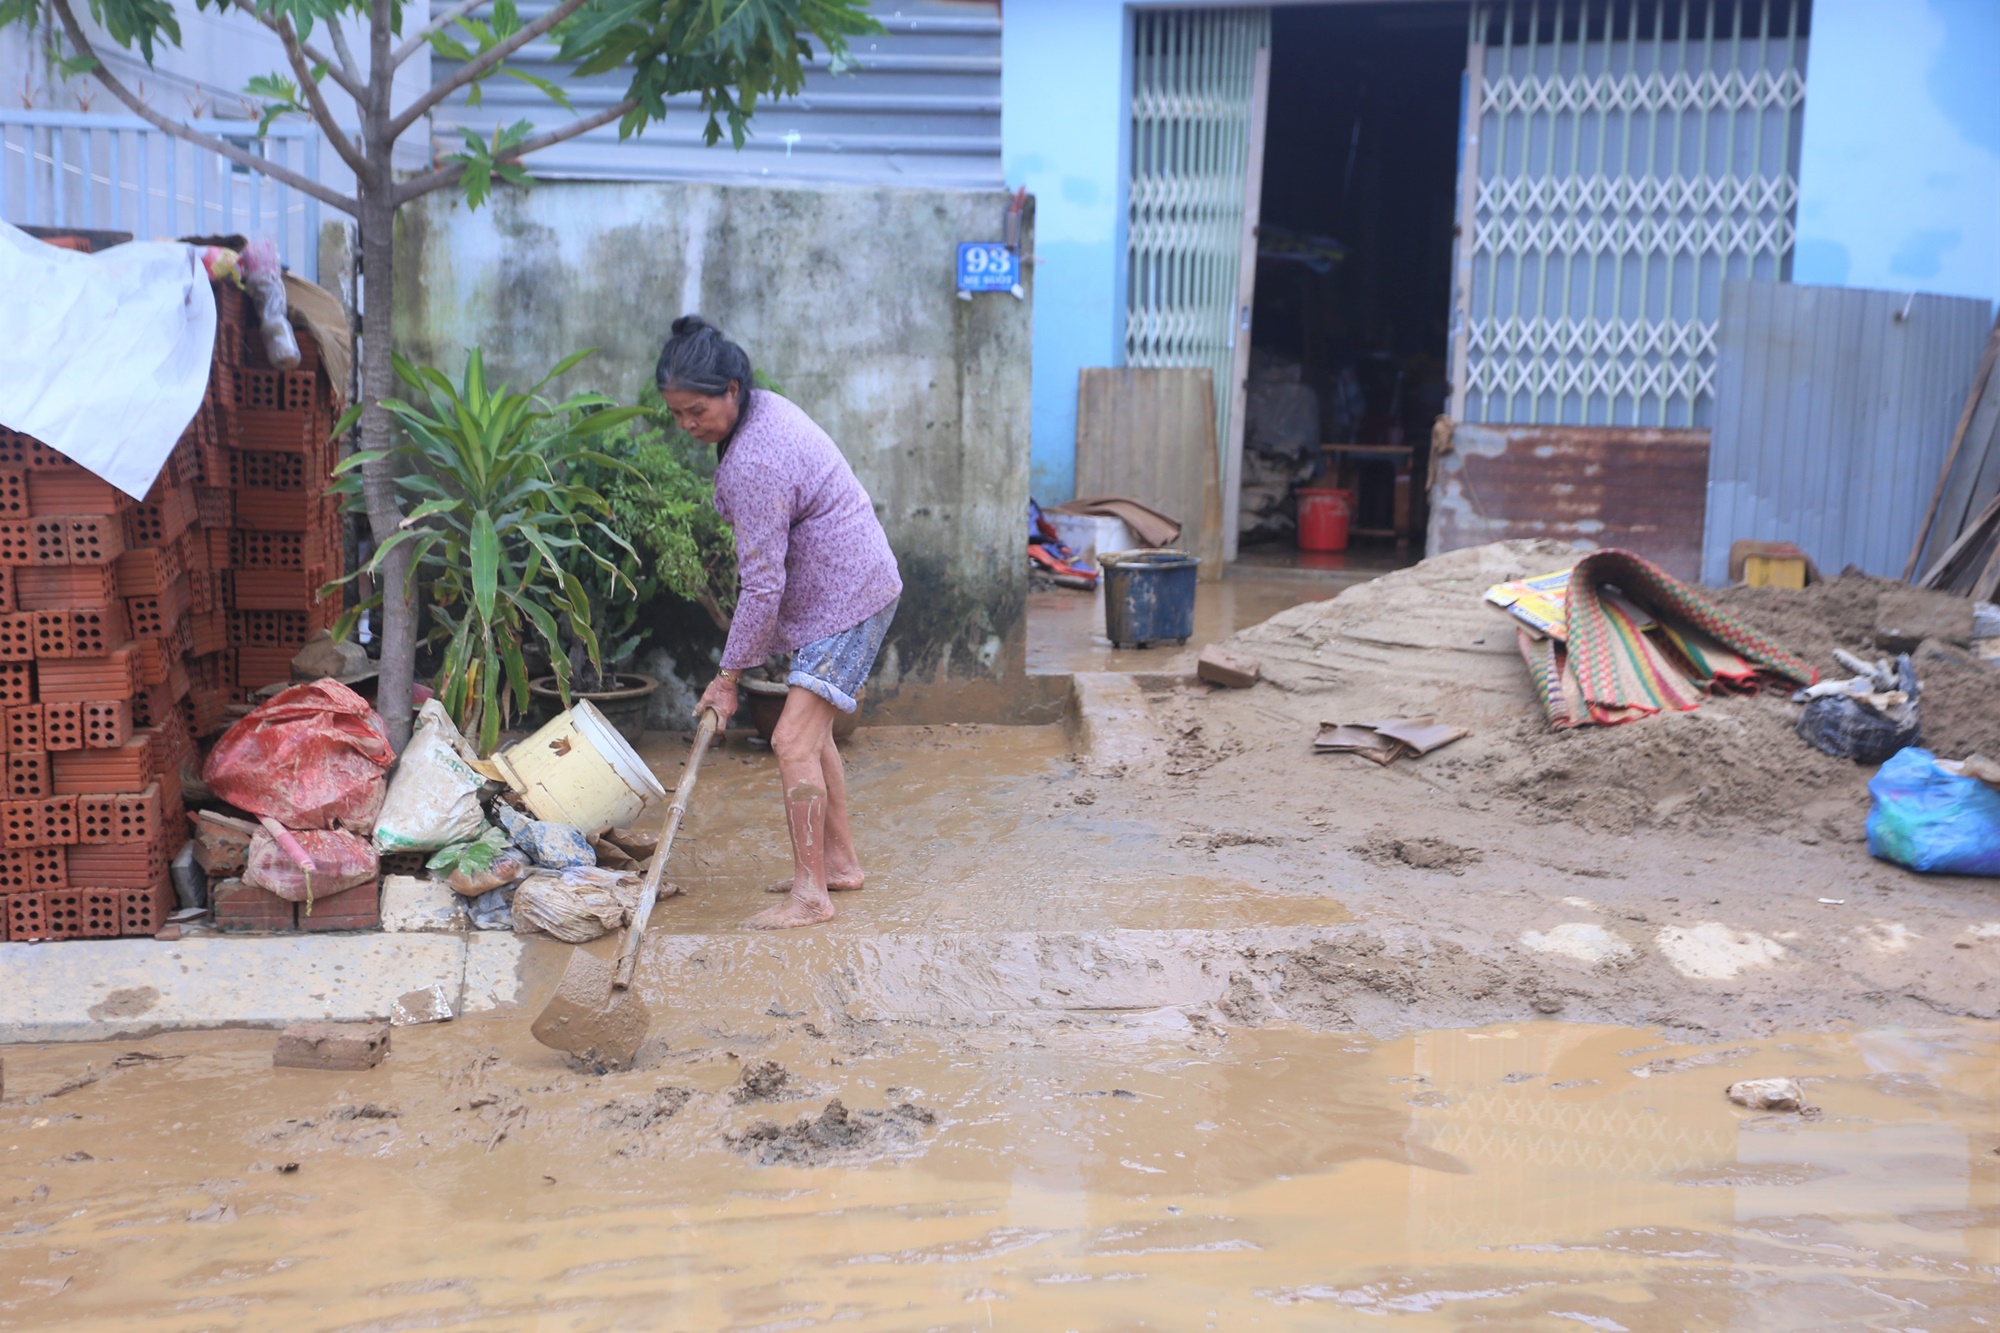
[425,0,999,188]
[0,111,323,280]
[1702,280,1991,585]
[1428,422,1711,580]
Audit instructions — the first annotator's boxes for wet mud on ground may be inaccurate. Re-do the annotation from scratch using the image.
[3,1015,1998,1329]
[629,714,2000,1042]
[7,545,2000,1326]
[640,723,1354,938]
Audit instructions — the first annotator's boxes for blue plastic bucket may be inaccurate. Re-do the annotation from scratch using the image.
[1102,548,1199,648]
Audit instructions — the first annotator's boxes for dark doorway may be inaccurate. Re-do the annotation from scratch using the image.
[1239,2,1468,559]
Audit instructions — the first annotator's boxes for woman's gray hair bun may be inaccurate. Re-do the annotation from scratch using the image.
[656,315,753,403]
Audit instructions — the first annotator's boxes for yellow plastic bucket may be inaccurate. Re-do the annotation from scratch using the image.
[490,699,667,834]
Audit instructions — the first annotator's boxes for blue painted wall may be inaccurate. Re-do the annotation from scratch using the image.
[1794,0,2000,305]
[1003,0,1999,506]
[1002,0,1128,503]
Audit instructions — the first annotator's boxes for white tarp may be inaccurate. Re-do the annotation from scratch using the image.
[0,222,215,500]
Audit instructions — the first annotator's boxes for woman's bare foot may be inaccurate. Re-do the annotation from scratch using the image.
[747,888,836,929]
[765,876,864,893]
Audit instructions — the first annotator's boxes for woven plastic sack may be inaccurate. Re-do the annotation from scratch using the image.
[375,701,489,852]
[204,680,396,832]
[1866,748,2000,877]
[243,826,379,901]
[512,866,642,943]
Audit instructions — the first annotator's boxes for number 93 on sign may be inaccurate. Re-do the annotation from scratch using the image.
[956,242,1021,296]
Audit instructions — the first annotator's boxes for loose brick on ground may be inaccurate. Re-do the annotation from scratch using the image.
[273,1020,390,1071]
[1197,644,1262,689]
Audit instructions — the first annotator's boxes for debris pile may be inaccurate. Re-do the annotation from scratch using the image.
[1224,542,1998,838]
[1793,650,1920,763]
[201,678,395,930]
[395,701,664,941]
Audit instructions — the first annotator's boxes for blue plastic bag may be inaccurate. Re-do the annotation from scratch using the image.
[495,802,596,870]
[1865,748,2000,876]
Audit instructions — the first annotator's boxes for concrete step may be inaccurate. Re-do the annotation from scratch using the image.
[0,932,529,1045]
[0,922,1354,1045]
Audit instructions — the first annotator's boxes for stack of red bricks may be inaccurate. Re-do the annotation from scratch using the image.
[0,279,351,941]
[188,282,346,731]
[206,282,371,934]
[0,429,198,942]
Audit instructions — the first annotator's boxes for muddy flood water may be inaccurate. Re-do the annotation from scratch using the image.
[4,1012,1998,1330]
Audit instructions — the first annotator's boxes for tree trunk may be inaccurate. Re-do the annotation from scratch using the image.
[358,188,418,750]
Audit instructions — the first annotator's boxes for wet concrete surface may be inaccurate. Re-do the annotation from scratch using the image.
[634,724,1350,936]
[3,1015,1996,1329]
[1027,562,1390,678]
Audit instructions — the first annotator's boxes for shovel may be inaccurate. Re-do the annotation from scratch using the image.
[530,708,720,1067]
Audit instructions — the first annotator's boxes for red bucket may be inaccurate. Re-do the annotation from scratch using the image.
[1296,487,1352,553]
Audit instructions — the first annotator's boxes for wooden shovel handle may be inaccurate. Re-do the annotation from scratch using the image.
[612,708,719,990]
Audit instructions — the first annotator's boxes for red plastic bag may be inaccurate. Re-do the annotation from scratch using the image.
[203,680,397,832]
[243,826,378,902]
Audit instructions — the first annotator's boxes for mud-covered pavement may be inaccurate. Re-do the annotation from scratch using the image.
[4,718,1999,1328]
[5,1012,2000,1329]
[6,546,2000,1326]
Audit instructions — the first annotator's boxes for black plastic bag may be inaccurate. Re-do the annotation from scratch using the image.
[1796,655,1920,764]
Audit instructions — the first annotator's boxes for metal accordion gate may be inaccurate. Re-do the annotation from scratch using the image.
[1450,0,1809,429]
[1125,7,1271,554]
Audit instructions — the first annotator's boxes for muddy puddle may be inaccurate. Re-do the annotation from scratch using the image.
[4,1014,1997,1330]
[636,724,1350,935]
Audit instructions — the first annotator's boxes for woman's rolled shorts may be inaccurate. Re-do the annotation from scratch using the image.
[786,600,898,714]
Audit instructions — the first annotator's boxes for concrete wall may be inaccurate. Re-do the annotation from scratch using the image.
[1793,0,2000,306]
[395,181,1040,724]
[1001,0,1130,503]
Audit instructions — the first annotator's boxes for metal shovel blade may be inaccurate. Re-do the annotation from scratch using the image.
[529,947,651,1069]
[527,708,719,1071]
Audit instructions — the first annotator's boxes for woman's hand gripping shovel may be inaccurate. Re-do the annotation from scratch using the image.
[530,708,721,1068]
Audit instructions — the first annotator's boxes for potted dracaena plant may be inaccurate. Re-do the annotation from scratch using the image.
[332,347,646,755]
[528,401,737,740]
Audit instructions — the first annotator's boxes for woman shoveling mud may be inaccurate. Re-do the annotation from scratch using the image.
[662,316,902,930]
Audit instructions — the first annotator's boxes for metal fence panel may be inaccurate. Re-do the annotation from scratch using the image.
[1456,0,1808,429]
[0,110,321,279]
[1124,7,1270,484]
[1702,279,1990,583]
[427,0,1000,188]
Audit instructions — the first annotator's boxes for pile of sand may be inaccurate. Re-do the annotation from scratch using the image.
[1230,539,1576,722]
[1225,546,2000,837]
[1711,577,2000,761]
